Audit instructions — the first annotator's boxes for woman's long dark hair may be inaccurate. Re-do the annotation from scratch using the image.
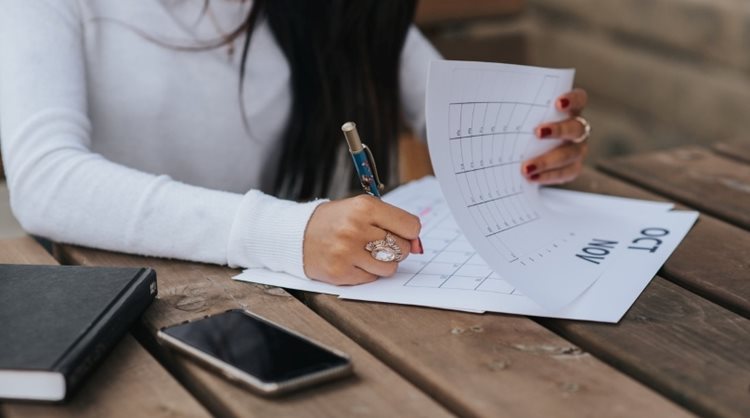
[103,1,415,199]
[237,0,417,199]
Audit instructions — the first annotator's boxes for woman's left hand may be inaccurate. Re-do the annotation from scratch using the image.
[522,88,590,185]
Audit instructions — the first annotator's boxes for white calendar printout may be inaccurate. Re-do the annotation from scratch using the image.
[234,177,697,322]
[340,178,696,321]
[426,60,620,308]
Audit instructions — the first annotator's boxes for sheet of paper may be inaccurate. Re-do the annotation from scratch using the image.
[233,269,485,314]
[235,268,342,296]
[540,188,675,214]
[339,178,697,322]
[426,60,629,308]
[234,177,696,322]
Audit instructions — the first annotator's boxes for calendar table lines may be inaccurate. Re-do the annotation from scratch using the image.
[400,207,521,294]
[473,271,494,291]
[403,215,461,288]
[448,131,533,141]
[427,61,609,307]
[467,191,523,208]
[448,93,564,268]
[486,215,540,238]
[433,243,483,290]
[455,159,521,175]
[450,100,549,107]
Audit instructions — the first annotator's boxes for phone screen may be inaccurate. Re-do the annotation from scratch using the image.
[162,310,350,383]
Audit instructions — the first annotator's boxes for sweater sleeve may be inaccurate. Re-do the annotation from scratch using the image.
[0,0,324,278]
[399,26,442,141]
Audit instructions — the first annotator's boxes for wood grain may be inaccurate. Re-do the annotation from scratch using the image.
[564,168,750,318]
[0,237,210,418]
[416,0,525,26]
[713,141,750,164]
[55,245,452,418]
[399,134,433,183]
[542,278,750,418]
[298,295,691,417]
[5,336,210,418]
[600,146,750,230]
[430,33,527,65]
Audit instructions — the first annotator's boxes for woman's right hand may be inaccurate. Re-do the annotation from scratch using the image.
[303,195,423,285]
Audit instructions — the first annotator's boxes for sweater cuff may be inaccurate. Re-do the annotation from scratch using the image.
[227,190,328,278]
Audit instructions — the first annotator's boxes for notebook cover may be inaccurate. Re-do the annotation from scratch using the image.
[0,264,157,402]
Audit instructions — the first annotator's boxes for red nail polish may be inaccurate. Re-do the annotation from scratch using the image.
[531,173,540,180]
[525,164,537,174]
[559,98,570,109]
[539,127,552,138]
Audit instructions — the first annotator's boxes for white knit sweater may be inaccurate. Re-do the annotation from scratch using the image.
[0,0,438,277]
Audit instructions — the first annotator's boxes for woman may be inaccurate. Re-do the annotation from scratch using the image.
[0,0,589,285]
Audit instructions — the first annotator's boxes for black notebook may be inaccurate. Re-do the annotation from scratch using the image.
[0,264,156,402]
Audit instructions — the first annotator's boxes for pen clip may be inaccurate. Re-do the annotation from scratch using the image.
[361,144,385,193]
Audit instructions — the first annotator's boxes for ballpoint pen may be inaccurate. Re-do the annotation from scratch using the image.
[341,121,384,197]
[341,121,423,253]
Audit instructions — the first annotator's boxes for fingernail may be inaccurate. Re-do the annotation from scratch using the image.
[539,127,552,138]
[414,237,424,254]
[559,98,570,109]
[525,164,537,174]
[530,173,540,180]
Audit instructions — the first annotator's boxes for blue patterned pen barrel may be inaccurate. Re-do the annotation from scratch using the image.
[341,121,383,197]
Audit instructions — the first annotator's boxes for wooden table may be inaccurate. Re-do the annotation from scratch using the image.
[2,144,748,418]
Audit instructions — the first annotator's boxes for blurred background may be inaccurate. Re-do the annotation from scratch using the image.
[1,0,747,237]
[414,0,749,161]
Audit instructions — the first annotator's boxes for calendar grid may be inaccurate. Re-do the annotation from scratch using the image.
[401,205,520,296]
[446,74,561,264]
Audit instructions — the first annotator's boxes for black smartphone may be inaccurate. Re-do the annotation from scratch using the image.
[156,309,353,396]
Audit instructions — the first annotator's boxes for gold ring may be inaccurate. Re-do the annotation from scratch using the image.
[572,116,591,143]
[365,232,403,262]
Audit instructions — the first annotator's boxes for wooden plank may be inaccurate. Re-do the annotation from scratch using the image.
[564,168,750,318]
[298,296,691,416]
[713,141,750,164]
[0,237,210,418]
[599,146,750,230]
[416,0,524,26]
[5,336,210,418]
[542,278,750,418]
[399,134,433,182]
[54,245,452,418]
[430,33,527,65]
[0,236,57,265]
